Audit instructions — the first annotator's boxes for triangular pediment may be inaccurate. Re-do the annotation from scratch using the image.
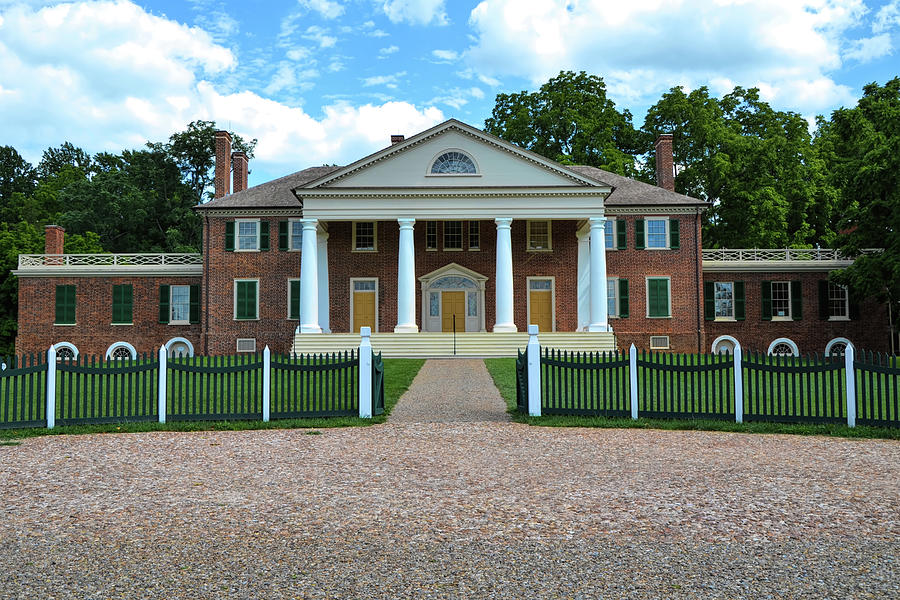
[419,262,488,285]
[301,119,605,190]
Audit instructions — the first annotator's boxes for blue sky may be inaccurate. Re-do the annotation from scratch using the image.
[1,0,898,185]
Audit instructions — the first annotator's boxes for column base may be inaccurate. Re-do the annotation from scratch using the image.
[587,323,611,333]
[393,324,419,333]
[492,323,518,333]
[300,324,323,334]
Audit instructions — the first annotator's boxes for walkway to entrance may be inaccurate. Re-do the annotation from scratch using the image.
[388,359,510,423]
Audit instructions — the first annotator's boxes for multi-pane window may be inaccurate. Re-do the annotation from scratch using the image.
[353,222,376,251]
[468,221,480,250]
[444,221,463,250]
[55,285,76,325]
[236,219,259,250]
[431,151,476,174]
[425,221,437,250]
[527,220,551,251]
[647,277,671,318]
[607,279,618,317]
[646,218,667,248]
[771,281,791,319]
[290,221,303,251]
[235,280,258,320]
[112,284,133,324]
[429,292,439,317]
[467,291,477,316]
[605,221,615,249]
[715,282,734,319]
[170,285,191,324]
[828,283,848,319]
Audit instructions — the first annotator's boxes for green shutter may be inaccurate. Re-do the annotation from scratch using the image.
[289,280,301,320]
[704,281,715,321]
[225,221,235,251]
[279,221,289,251]
[112,284,132,324]
[635,219,645,249]
[648,278,669,317]
[818,280,829,320]
[616,218,626,250]
[618,279,629,318]
[158,285,170,323]
[189,285,200,324]
[260,221,270,251]
[55,285,76,325]
[669,219,680,249]
[734,281,745,321]
[236,281,257,320]
[791,280,802,320]
[849,292,860,320]
[761,281,772,321]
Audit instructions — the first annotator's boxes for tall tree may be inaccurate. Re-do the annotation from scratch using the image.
[484,71,640,176]
[37,142,94,180]
[0,146,38,215]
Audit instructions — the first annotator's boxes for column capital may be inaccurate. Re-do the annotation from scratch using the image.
[495,217,513,229]
[588,216,607,230]
[300,218,319,231]
[397,218,416,229]
[316,228,329,241]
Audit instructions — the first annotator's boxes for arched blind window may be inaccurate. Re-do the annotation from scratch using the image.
[431,151,476,174]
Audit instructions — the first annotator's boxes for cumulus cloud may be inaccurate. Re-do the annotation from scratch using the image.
[844,33,893,62]
[361,71,407,88]
[380,0,447,26]
[873,0,900,33]
[379,45,399,56]
[431,49,458,62]
[0,0,443,181]
[298,0,345,20]
[465,0,867,114]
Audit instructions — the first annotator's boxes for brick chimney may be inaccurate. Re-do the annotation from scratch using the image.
[214,130,232,199]
[45,225,65,255]
[655,133,675,192]
[390,134,405,145]
[232,151,249,193]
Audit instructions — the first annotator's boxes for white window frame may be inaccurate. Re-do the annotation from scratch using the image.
[169,285,191,325]
[645,276,672,319]
[526,220,552,252]
[105,341,137,361]
[468,221,480,250]
[234,218,260,252]
[771,281,792,321]
[425,221,437,251]
[288,219,304,252]
[53,342,79,360]
[350,277,379,333]
[711,335,740,355]
[828,282,850,321]
[287,278,300,321]
[714,281,736,321]
[426,148,480,176]
[443,221,463,251]
[526,276,556,332]
[352,221,377,252]
[825,337,853,357]
[767,337,799,357]
[645,217,669,249]
[164,337,195,358]
[607,277,619,318]
[233,279,260,321]
[604,219,617,250]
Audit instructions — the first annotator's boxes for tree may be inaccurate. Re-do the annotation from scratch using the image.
[824,77,900,346]
[37,142,93,180]
[484,71,641,176]
[0,146,37,215]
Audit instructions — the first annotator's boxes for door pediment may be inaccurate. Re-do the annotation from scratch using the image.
[419,263,488,288]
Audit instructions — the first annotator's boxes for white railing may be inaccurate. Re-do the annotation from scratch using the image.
[702,248,850,262]
[18,253,203,269]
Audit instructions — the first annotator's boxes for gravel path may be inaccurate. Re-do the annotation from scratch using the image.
[389,359,510,423]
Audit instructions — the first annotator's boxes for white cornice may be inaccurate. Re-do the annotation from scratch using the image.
[14,266,203,278]
[299,187,609,200]
[604,206,708,215]
[200,209,302,217]
[702,260,853,273]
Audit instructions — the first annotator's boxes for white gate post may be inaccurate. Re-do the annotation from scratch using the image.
[526,324,541,416]
[845,344,856,428]
[734,342,744,423]
[262,346,271,422]
[158,345,167,424]
[359,327,373,418]
[46,346,56,429]
[629,343,639,420]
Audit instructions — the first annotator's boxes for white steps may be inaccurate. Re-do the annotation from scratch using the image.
[292,331,617,358]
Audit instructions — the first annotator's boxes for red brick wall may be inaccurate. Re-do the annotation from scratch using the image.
[703,271,890,354]
[16,275,202,357]
[607,213,705,353]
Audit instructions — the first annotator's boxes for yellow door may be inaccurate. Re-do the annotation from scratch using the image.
[529,288,553,332]
[353,291,376,333]
[441,291,466,332]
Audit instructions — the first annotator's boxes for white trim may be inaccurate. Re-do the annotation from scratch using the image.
[711,335,740,355]
[419,263,487,333]
[168,284,192,325]
[767,338,800,357]
[645,217,669,249]
[105,341,137,360]
[288,218,304,251]
[351,221,378,252]
[426,148,480,176]
[526,219,552,252]
[164,337,195,357]
[607,277,620,319]
[236,338,257,353]
[468,220,481,250]
[827,282,850,320]
[443,220,464,250]
[53,341,79,359]
[604,218,618,250]
[234,218,260,252]
[645,276,672,318]
[233,279,260,321]
[713,281,736,320]
[526,276,556,332]
[825,337,854,357]
[350,277,379,333]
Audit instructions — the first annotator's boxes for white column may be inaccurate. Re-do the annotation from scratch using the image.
[299,218,321,334]
[588,216,609,332]
[316,227,331,333]
[493,217,517,332]
[395,218,418,333]
[576,226,590,331]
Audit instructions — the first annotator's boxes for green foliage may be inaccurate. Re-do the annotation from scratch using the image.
[0,221,44,355]
[0,146,37,215]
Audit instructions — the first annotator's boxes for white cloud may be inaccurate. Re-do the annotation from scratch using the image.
[379,45,400,55]
[381,0,448,26]
[873,0,900,33]
[298,0,345,20]
[844,33,893,62]
[0,0,444,180]
[427,86,484,109]
[431,49,458,61]
[361,71,407,88]
[302,25,337,48]
[465,0,867,115]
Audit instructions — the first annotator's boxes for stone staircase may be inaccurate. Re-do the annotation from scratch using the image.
[292,331,617,358]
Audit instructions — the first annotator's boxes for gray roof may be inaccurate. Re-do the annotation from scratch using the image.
[197,165,341,210]
[567,165,707,207]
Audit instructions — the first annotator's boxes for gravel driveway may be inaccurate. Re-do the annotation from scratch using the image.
[0,360,897,598]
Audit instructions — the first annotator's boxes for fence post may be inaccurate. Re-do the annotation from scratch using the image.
[526,324,541,417]
[359,327,373,418]
[46,346,56,429]
[733,342,743,424]
[845,344,856,428]
[629,343,638,420]
[158,345,167,424]
[262,346,271,422]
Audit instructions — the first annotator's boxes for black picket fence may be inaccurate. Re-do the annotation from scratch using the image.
[855,351,900,426]
[541,349,630,417]
[515,349,528,413]
[741,352,844,424]
[0,353,49,429]
[270,351,359,419]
